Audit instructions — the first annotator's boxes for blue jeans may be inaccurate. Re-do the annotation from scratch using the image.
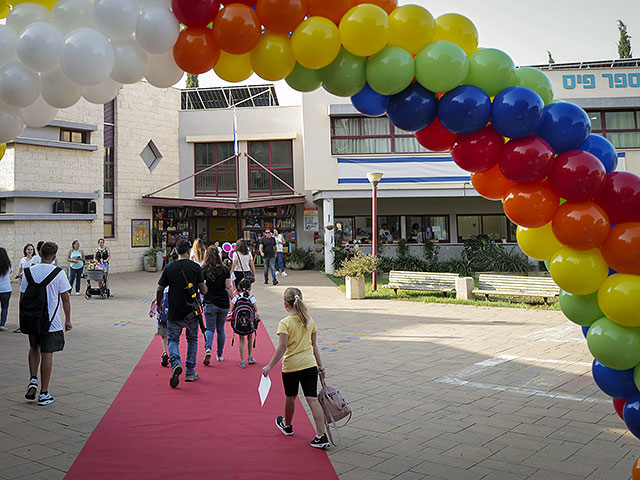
[204,304,228,357]
[276,252,285,273]
[263,257,277,283]
[0,292,10,327]
[168,316,198,375]
[69,267,83,293]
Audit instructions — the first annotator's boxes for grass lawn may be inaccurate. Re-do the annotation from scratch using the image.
[327,273,560,310]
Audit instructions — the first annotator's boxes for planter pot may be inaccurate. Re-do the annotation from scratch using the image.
[345,276,365,300]
[143,256,157,272]
[156,251,165,270]
[288,261,305,270]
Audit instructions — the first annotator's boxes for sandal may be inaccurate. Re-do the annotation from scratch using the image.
[239,361,246,369]
[247,356,256,364]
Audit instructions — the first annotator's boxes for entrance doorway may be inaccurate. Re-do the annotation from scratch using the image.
[209,217,237,243]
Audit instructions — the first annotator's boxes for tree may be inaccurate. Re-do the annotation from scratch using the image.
[547,50,555,64]
[618,20,632,59]
[186,73,199,88]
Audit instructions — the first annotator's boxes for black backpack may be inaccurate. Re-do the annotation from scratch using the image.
[20,267,62,335]
[231,294,258,336]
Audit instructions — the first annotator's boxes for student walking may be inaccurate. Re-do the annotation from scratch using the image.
[190,238,206,267]
[202,246,233,365]
[67,240,85,295]
[262,287,329,449]
[0,248,12,331]
[259,229,278,285]
[230,239,256,291]
[150,287,170,367]
[273,228,287,277]
[231,278,258,368]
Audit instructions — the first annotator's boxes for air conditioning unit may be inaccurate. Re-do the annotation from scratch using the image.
[53,200,65,213]
[88,201,97,214]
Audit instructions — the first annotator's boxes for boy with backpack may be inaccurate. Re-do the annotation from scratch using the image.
[19,242,72,406]
[230,278,259,368]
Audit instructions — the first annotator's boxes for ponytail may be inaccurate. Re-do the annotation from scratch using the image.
[284,287,310,328]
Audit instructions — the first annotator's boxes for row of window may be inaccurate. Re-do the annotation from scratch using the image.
[334,214,517,245]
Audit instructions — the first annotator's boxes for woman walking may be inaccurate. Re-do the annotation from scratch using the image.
[17,243,37,279]
[230,239,256,290]
[0,248,13,331]
[190,238,206,267]
[262,287,329,449]
[202,246,234,365]
[95,238,111,289]
[67,240,85,295]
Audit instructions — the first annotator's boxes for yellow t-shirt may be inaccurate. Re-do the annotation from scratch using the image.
[276,314,317,373]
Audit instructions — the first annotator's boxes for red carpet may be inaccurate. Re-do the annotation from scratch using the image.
[66,322,338,480]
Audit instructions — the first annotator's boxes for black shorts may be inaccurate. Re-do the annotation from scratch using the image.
[282,366,318,398]
[234,271,244,290]
[29,331,65,353]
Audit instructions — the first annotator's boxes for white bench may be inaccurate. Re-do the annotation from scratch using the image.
[473,274,560,303]
[382,271,459,295]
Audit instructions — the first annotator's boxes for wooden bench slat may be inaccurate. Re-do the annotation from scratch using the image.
[474,273,559,299]
[383,271,459,293]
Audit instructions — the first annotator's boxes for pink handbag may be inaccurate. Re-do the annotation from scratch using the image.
[318,376,352,446]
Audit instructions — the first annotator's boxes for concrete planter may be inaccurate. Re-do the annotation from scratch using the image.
[288,261,305,270]
[156,251,165,270]
[345,276,365,300]
[143,256,157,272]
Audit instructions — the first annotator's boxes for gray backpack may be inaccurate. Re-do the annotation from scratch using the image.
[318,376,352,446]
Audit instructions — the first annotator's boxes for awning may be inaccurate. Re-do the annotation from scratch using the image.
[141,195,306,210]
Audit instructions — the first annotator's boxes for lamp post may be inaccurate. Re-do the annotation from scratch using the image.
[367,172,383,291]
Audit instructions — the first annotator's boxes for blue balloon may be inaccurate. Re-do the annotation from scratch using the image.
[351,83,389,117]
[386,83,437,132]
[623,396,640,439]
[438,85,491,135]
[491,86,544,139]
[578,134,618,174]
[536,102,591,153]
[592,360,640,399]
[609,267,618,276]
[581,325,590,338]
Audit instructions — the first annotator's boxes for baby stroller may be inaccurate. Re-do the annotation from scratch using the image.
[85,262,111,299]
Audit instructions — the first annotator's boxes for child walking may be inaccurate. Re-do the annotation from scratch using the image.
[262,287,329,449]
[231,278,257,368]
[149,287,169,366]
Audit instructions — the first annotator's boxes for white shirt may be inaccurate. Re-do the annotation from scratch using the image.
[275,234,284,253]
[20,264,71,332]
[0,266,12,293]
[190,249,204,267]
[20,256,38,270]
[234,252,253,272]
[232,293,256,305]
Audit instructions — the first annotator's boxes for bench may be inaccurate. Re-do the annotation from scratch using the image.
[382,271,459,294]
[473,274,560,303]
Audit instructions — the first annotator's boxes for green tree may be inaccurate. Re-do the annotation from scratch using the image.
[618,20,632,59]
[546,50,555,64]
[186,73,199,88]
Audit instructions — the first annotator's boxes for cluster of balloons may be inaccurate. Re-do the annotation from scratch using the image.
[222,241,235,260]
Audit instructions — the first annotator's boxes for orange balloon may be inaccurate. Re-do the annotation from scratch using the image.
[503,182,559,228]
[601,222,640,275]
[471,164,516,201]
[354,0,396,14]
[213,4,261,54]
[173,27,220,74]
[257,0,307,35]
[634,456,640,480]
[552,201,610,250]
[306,0,353,25]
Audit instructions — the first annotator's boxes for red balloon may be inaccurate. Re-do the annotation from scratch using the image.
[257,0,307,35]
[503,182,559,227]
[173,27,220,74]
[601,222,640,275]
[450,125,505,173]
[548,150,606,202]
[307,0,354,25]
[222,0,257,5]
[354,0,397,14]
[613,397,627,420]
[594,171,640,223]
[213,4,262,55]
[499,135,554,184]
[551,201,610,250]
[471,164,516,200]
[415,117,456,152]
[171,0,221,28]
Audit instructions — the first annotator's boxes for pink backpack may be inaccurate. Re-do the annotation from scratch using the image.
[318,376,352,446]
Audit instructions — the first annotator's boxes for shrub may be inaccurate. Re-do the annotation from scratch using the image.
[335,249,379,278]
[397,238,409,257]
[288,247,314,269]
[423,239,439,263]
[392,254,428,272]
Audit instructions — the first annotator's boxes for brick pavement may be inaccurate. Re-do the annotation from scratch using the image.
[0,270,636,479]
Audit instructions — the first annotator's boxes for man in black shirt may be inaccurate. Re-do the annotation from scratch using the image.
[259,229,278,285]
[157,239,207,388]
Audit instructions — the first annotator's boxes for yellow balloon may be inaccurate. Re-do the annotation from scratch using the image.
[433,13,478,56]
[249,32,295,82]
[339,4,389,57]
[550,247,609,295]
[388,5,435,55]
[0,0,9,18]
[516,223,563,261]
[292,16,341,70]
[0,143,5,161]
[213,51,253,83]
[598,274,640,327]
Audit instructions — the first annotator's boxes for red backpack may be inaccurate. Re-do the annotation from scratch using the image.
[230,293,258,336]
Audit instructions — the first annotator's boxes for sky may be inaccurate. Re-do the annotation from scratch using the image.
[188,0,640,105]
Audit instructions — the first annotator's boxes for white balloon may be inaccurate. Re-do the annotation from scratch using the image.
[6,3,51,35]
[0,27,18,68]
[17,22,63,73]
[0,107,25,143]
[59,28,114,86]
[0,62,41,109]
[41,68,84,108]
[20,95,58,128]
[93,0,140,41]
[110,37,148,84]
[135,7,179,55]
[145,50,184,88]
[137,0,170,9]
[51,0,94,35]
[83,77,120,104]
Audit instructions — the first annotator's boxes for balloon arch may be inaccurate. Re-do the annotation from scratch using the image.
[2,0,640,469]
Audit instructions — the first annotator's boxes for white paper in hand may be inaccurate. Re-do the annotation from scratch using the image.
[258,374,272,407]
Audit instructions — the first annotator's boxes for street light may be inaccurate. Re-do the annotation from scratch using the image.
[367,172,383,291]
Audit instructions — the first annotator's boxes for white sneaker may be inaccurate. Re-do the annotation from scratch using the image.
[282,272,288,276]
[0,326,7,331]
[75,292,81,296]
[275,271,280,275]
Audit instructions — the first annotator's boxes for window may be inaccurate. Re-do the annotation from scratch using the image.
[194,142,236,197]
[140,140,163,172]
[60,128,88,144]
[58,199,89,213]
[0,198,5,214]
[104,100,115,238]
[377,216,400,243]
[248,140,293,196]
[456,214,515,243]
[334,217,353,244]
[331,116,429,155]
[406,215,450,243]
[588,109,640,148]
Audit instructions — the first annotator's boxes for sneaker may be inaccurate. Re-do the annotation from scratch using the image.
[38,392,54,406]
[282,272,288,277]
[75,291,81,296]
[239,361,246,369]
[275,416,293,436]
[273,280,279,286]
[203,349,211,366]
[264,280,268,284]
[185,372,199,382]
[13,327,21,333]
[275,271,280,276]
[247,356,256,364]
[169,365,182,388]
[310,434,330,449]
[0,326,7,331]
[216,355,224,362]
[161,353,169,367]
[25,379,38,400]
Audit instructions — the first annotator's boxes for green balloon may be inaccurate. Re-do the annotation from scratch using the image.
[415,41,468,94]
[366,46,415,96]
[559,290,604,326]
[285,63,322,93]
[320,48,367,97]
[587,317,640,370]
[464,48,515,97]
[514,67,554,105]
